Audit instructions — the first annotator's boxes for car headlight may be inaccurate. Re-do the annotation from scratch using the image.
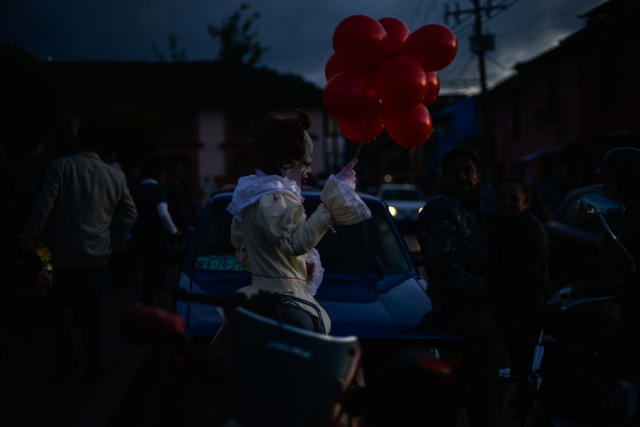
[418,206,423,214]
[388,205,397,216]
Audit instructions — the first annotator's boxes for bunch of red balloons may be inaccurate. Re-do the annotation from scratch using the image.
[323,15,457,148]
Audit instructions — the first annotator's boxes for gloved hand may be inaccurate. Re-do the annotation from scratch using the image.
[335,159,358,185]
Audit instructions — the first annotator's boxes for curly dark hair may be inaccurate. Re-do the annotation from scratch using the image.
[252,109,311,175]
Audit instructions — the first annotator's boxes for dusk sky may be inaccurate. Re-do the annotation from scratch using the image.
[2,0,605,93]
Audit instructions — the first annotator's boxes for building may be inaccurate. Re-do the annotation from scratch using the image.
[49,61,326,204]
[487,0,640,204]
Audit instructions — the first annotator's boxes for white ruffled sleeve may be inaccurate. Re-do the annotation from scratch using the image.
[320,174,371,225]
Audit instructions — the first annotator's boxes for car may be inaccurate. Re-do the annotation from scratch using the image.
[176,189,459,374]
[376,184,428,227]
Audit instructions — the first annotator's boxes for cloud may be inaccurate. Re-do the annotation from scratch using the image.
[2,0,605,91]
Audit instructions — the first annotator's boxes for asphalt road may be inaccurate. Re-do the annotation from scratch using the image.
[0,261,181,427]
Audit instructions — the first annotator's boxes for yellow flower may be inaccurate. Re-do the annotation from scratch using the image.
[34,242,53,263]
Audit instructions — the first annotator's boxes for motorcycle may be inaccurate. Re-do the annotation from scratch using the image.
[520,194,640,426]
[119,290,362,426]
[119,289,461,427]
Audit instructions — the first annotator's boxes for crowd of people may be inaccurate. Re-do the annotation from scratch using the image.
[417,146,552,427]
[1,114,195,384]
[3,104,639,426]
[416,144,640,426]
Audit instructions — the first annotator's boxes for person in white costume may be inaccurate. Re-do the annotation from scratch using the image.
[226,110,371,333]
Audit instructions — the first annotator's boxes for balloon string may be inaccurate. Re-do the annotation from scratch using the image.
[353,104,379,161]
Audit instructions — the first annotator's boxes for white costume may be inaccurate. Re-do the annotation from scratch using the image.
[227,162,370,333]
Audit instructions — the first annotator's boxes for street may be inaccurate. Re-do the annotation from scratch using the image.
[0,262,181,427]
[1,235,522,427]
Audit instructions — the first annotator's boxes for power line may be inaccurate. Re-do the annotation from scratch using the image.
[488,1,590,42]
[453,20,475,37]
[422,0,443,26]
[441,1,522,93]
[484,0,519,23]
[443,0,518,159]
[409,0,426,29]
[485,52,510,70]
[444,0,519,93]
[450,15,475,31]
[411,0,448,29]
[451,51,477,81]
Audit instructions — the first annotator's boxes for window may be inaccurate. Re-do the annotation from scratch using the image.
[307,199,411,274]
[192,196,411,275]
[381,189,425,201]
[192,199,240,271]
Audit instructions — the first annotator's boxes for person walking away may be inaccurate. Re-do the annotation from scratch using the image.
[21,117,137,382]
[165,160,189,231]
[131,157,182,306]
[417,146,510,427]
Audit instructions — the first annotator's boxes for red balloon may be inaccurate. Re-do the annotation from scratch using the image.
[376,56,427,110]
[399,24,458,71]
[333,15,393,70]
[338,109,384,143]
[323,71,378,123]
[325,53,346,81]
[423,71,440,107]
[378,17,410,55]
[383,104,433,148]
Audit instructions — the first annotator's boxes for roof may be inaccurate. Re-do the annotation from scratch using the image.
[517,141,575,163]
[580,0,639,20]
[47,61,322,109]
[489,0,638,97]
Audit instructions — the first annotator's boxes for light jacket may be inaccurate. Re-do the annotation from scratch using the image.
[23,151,137,268]
[228,173,371,333]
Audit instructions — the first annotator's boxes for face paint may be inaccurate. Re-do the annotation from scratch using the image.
[281,131,313,187]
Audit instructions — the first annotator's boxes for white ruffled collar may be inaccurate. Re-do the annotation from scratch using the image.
[227,170,302,220]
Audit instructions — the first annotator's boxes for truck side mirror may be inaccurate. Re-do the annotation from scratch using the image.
[576,194,624,235]
[577,194,635,275]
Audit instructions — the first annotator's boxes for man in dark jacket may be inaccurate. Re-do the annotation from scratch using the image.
[417,146,509,427]
[131,157,181,306]
[22,117,137,382]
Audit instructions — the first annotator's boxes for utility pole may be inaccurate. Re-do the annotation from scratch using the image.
[445,0,510,166]
[445,0,508,95]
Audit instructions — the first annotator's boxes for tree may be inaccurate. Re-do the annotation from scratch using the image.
[152,33,187,62]
[207,3,269,66]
